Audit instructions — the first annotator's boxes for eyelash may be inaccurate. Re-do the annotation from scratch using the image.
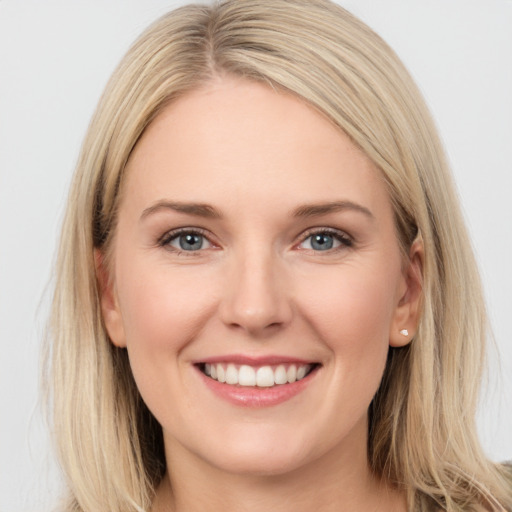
[158,227,214,255]
[157,227,353,255]
[297,227,353,252]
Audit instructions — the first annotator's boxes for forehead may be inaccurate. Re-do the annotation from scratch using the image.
[122,76,389,216]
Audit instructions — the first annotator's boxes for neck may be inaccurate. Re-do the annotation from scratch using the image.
[152,423,406,512]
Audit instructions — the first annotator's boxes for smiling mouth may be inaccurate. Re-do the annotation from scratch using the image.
[198,362,319,388]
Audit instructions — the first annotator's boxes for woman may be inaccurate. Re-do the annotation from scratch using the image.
[44,0,512,510]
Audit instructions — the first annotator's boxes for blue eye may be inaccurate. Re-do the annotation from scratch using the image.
[164,231,212,252]
[310,233,335,250]
[299,230,352,251]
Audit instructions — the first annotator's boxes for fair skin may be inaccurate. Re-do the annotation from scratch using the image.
[99,76,422,512]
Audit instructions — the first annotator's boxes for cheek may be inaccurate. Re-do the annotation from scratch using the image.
[113,254,221,408]
[294,259,401,414]
[113,257,221,419]
[297,262,399,349]
[277,261,401,453]
[116,257,215,348]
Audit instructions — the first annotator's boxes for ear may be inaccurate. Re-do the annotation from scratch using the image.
[389,238,424,347]
[94,249,126,348]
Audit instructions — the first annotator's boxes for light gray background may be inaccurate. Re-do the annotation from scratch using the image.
[1,1,511,510]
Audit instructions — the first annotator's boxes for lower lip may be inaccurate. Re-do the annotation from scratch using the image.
[196,366,319,408]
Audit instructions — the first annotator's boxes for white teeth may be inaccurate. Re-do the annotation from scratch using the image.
[256,366,274,387]
[238,365,256,386]
[274,365,288,385]
[203,362,314,387]
[225,364,238,385]
[217,365,226,383]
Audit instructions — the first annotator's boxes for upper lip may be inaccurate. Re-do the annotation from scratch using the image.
[194,354,319,366]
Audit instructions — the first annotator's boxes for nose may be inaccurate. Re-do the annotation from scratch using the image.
[218,247,293,337]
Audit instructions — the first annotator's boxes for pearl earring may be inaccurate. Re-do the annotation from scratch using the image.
[399,329,409,336]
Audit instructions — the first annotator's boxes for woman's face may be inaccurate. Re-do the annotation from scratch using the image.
[100,76,420,476]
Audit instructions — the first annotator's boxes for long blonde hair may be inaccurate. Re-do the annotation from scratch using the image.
[44,1,512,510]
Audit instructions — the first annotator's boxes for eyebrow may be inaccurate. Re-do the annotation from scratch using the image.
[140,199,374,222]
[292,200,374,220]
[140,200,222,221]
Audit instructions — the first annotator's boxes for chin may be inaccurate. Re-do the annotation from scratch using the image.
[191,427,319,477]
[209,449,310,477]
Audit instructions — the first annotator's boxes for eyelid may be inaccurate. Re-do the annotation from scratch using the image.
[158,227,217,252]
[296,227,354,250]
